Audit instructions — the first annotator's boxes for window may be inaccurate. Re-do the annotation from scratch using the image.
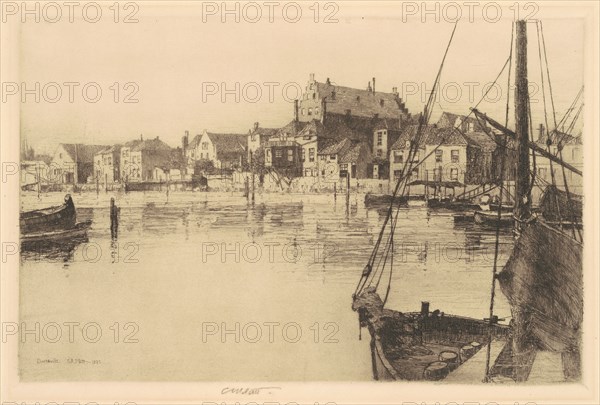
[340,164,348,171]
[377,132,383,146]
[301,149,306,162]
[376,150,382,158]
[266,149,271,157]
[373,165,379,179]
[314,107,319,115]
[308,108,312,116]
[412,151,420,162]
[202,142,209,150]
[275,150,282,158]
[302,108,306,116]
[412,169,419,179]
[394,170,402,179]
[451,149,459,163]
[538,167,547,178]
[330,154,336,160]
[433,168,440,181]
[394,152,403,164]
[435,150,443,163]
[450,168,459,181]
[305,169,312,176]
[108,157,112,165]
[287,149,293,161]
[251,134,256,141]
[309,148,315,162]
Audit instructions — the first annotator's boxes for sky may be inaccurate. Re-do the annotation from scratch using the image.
[15,1,588,155]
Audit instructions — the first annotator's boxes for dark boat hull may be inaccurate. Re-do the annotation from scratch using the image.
[497,219,583,379]
[427,198,482,211]
[20,220,92,245]
[19,195,76,234]
[364,194,410,207]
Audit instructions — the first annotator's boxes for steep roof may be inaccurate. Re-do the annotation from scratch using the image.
[275,120,309,137]
[390,125,435,150]
[316,81,406,119]
[207,133,247,153]
[424,126,467,146]
[130,137,171,152]
[462,131,497,151]
[437,112,483,130]
[319,138,353,155]
[339,142,371,164]
[97,144,122,155]
[60,144,109,163]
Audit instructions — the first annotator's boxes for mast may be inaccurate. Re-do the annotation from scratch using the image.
[514,20,532,225]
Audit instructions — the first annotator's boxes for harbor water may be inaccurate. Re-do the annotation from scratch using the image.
[19,191,514,381]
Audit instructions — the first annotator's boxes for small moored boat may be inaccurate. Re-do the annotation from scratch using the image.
[473,210,514,227]
[20,194,76,234]
[20,220,92,245]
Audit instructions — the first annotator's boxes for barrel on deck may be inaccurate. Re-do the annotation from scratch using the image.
[423,361,450,380]
[438,351,459,370]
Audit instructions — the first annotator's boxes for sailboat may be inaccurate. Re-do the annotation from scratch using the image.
[473,20,583,382]
[353,20,583,383]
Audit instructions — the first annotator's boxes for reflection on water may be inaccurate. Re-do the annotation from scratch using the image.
[19,191,514,381]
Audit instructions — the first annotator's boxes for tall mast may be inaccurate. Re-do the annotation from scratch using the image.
[514,20,532,223]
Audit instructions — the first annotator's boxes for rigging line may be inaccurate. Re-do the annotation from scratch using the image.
[540,22,582,241]
[383,234,394,306]
[408,56,513,178]
[535,21,559,191]
[356,22,459,297]
[557,86,584,133]
[484,20,514,383]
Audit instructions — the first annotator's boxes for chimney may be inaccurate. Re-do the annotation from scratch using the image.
[372,77,376,93]
[367,81,372,92]
[421,301,430,317]
[140,134,143,141]
[392,86,398,95]
[254,122,259,131]
[326,77,331,85]
[294,99,299,122]
[321,98,327,123]
[156,136,159,140]
[538,123,545,142]
[309,73,315,82]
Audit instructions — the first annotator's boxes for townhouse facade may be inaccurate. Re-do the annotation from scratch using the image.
[51,143,108,184]
[120,136,172,182]
[94,145,121,184]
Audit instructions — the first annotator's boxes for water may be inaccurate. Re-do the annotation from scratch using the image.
[19,191,514,381]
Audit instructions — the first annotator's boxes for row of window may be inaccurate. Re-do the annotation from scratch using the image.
[393,168,460,181]
[300,107,320,116]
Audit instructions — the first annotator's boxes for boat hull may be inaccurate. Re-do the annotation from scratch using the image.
[473,210,513,226]
[497,219,583,380]
[20,194,76,234]
[20,220,92,245]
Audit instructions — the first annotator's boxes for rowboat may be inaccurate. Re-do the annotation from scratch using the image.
[353,288,509,381]
[473,210,514,227]
[20,194,76,234]
[20,220,92,245]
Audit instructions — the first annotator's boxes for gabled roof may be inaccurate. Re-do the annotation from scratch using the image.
[250,126,278,137]
[275,120,309,138]
[390,125,434,150]
[315,81,406,119]
[319,138,353,155]
[206,133,247,153]
[424,126,467,146]
[462,131,497,151]
[59,144,109,163]
[96,144,122,155]
[437,112,483,130]
[130,137,171,152]
[339,142,372,164]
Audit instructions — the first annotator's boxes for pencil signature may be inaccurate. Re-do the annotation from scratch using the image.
[221,386,282,395]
